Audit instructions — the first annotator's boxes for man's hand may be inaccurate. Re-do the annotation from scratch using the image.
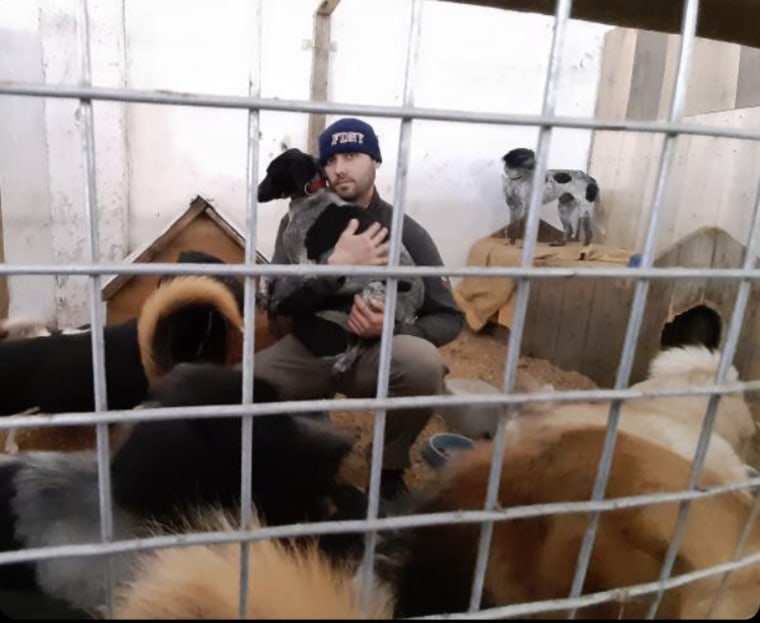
[347,295,385,338]
[327,219,389,266]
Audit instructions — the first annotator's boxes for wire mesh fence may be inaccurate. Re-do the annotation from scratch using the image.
[0,0,759,619]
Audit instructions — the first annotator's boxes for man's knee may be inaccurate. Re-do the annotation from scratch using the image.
[253,335,334,400]
[390,335,447,395]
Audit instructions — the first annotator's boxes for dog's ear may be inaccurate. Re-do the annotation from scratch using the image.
[259,149,320,202]
[503,148,535,170]
[287,150,320,188]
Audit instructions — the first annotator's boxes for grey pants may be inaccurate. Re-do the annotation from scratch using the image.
[253,333,447,470]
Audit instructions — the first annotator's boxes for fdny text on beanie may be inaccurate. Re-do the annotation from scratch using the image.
[317,117,382,166]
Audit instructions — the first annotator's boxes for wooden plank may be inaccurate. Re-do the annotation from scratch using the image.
[736,279,760,381]
[668,228,717,316]
[667,132,724,246]
[703,230,744,349]
[520,277,564,363]
[736,45,760,109]
[449,0,760,50]
[644,131,689,254]
[683,38,741,116]
[656,33,680,120]
[612,132,661,250]
[316,0,341,16]
[520,279,544,358]
[307,11,333,156]
[595,107,760,259]
[553,277,596,374]
[715,108,760,245]
[574,277,598,382]
[587,128,663,252]
[626,30,668,121]
[594,28,638,121]
[578,277,634,388]
[586,130,623,242]
[630,273,675,383]
[0,189,8,317]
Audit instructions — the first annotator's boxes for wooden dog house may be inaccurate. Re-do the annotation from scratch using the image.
[455,227,760,389]
[101,195,276,352]
[525,227,760,388]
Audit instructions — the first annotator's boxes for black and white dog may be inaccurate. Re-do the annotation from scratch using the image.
[257,148,424,374]
[501,147,600,246]
[0,367,368,617]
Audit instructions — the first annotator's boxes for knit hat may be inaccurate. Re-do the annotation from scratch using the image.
[317,117,382,166]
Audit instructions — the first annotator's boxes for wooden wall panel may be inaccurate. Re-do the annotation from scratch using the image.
[626,30,669,121]
[0,191,8,318]
[594,28,638,121]
[736,46,760,109]
[683,38,742,117]
[589,27,760,256]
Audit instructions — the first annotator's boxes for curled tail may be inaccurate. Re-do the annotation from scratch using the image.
[113,508,394,619]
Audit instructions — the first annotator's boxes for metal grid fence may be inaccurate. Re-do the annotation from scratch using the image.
[1,0,760,619]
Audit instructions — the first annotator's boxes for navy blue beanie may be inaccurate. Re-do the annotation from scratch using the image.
[317,118,382,166]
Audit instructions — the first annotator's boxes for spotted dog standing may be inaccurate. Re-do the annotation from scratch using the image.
[501,147,600,246]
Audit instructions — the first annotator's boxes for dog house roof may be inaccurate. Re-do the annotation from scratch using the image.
[101,195,270,301]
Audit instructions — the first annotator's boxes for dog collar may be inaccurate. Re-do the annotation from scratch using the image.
[304,177,328,195]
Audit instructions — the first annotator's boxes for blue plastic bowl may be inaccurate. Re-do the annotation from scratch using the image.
[421,432,475,469]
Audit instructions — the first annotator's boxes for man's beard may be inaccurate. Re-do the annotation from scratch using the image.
[333,180,360,202]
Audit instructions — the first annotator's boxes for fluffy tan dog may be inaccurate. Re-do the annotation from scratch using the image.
[390,425,760,619]
[508,345,757,484]
[112,508,394,620]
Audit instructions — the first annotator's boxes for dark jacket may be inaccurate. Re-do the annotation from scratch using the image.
[268,189,464,356]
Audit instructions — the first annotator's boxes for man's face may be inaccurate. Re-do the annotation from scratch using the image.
[323,152,377,205]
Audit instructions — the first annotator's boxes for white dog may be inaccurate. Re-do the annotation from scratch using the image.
[508,345,757,484]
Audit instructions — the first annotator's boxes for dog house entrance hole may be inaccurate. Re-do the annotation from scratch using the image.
[660,305,722,350]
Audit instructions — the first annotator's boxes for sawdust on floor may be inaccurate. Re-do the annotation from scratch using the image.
[333,326,760,491]
[332,326,599,492]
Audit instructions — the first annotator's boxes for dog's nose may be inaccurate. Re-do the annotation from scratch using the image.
[257,178,274,202]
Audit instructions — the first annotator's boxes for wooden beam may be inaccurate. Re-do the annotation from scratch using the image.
[0,190,7,317]
[307,4,337,155]
[450,0,760,50]
[317,0,341,17]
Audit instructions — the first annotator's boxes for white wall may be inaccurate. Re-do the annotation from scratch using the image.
[0,1,56,321]
[0,0,128,325]
[0,0,611,326]
[327,0,610,268]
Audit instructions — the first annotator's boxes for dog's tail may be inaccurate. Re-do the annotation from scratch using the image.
[137,275,244,384]
[113,507,395,620]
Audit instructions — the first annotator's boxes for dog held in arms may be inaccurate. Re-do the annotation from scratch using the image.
[501,147,600,246]
[256,147,425,374]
